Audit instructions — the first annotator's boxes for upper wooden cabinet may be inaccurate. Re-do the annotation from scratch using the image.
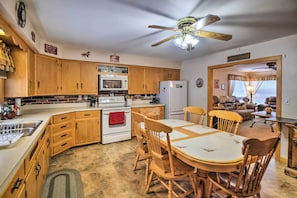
[61,60,98,95]
[145,67,164,93]
[128,66,145,94]
[163,68,180,80]
[35,54,60,95]
[5,48,35,97]
[128,66,164,94]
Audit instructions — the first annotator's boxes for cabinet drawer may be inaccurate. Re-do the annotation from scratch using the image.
[53,113,75,124]
[75,110,100,119]
[3,161,25,198]
[52,138,73,155]
[53,121,73,133]
[53,130,72,144]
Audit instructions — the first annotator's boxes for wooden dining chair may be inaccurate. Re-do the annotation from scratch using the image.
[132,111,151,186]
[139,107,161,120]
[183,106,206,125]
[144,117,197,198]
[208,110,243,134]
[207,136,280,198]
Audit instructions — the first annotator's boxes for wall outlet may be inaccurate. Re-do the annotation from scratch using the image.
[285,98,290,104]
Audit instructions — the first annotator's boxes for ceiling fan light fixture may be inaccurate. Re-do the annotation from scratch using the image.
[174,34,199,51]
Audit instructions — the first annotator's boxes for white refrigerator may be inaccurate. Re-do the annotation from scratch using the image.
[157,81,187,120]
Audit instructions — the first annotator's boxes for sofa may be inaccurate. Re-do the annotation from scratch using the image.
[258,96,276,111]
[213,96,255,121]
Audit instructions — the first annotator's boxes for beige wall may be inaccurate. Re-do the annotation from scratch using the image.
[0,79,4,103]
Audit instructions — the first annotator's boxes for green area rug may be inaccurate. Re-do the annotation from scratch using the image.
[42,169,84,198]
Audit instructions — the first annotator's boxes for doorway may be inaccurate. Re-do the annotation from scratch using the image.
[207,55,282,117]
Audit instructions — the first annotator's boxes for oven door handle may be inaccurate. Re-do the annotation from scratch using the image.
[103,111,131,115]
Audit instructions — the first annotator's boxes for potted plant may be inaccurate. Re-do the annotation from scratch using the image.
[1,104,18,119]
[265,107,273,114]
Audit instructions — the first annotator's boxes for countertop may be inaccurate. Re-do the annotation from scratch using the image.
[0,102,164,195]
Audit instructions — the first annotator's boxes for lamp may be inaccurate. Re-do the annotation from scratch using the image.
[174,34,199,51]
[247,85,255,103]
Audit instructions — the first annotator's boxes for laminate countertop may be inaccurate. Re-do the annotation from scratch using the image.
[0,102,164,195]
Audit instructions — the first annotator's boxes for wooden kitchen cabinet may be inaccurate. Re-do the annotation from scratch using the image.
[131,105,164,136]
[61,60,98,94]
[5,48,35,97]
[128,66,145,94]
[145,67,163,93]
[24,125,51,198]
[163,68,180,80]
[51,113,75,156]
[35,54,60,95]
[128,66,163,94]
[2,161,25,198]
[75,110,100,146]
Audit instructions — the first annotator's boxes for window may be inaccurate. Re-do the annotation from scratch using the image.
[253,80,276,104]
[231,80,247,98]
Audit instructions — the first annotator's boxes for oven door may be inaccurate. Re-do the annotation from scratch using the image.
[101,107,131,144]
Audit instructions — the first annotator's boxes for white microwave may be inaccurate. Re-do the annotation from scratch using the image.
[99,74,128,91]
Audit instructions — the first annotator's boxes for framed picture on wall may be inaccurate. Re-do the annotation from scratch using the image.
[221,83,225,90]
[214,79,219,89]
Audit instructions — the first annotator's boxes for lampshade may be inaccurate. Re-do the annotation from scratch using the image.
[247,85,255,93]
[174,34,199,51]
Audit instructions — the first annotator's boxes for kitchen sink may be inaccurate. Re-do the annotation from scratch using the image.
[0,120,43,147]
[21,120,43,136]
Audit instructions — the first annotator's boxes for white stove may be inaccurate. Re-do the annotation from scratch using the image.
[98,96,131,144]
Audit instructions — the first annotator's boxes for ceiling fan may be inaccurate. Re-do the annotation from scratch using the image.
[253,62,277,71]
[148,14,232,50]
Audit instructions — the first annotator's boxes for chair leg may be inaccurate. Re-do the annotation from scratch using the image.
[133,153,140,170]
[144,158,150,186]
[207,181,213,198]
[168,180,173,198]
[145,170,154,193]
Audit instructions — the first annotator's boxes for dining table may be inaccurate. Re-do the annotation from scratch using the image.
[141,119,246,198]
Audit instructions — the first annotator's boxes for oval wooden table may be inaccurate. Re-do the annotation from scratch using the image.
[156,119,246,198]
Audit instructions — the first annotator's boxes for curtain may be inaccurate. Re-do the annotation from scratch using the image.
[0,41,15,73]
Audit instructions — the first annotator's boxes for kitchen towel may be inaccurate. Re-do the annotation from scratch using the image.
[109,112,125,125]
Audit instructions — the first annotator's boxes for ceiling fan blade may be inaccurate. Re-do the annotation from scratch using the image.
[148,25,178,31]
[196,14,221,29]
[151,35,178,47]
[194,30,232,41]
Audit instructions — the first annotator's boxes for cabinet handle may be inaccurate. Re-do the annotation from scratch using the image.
[11,178,23,194]
[81,83,83,89]
[76,83,79,89]
[37,81,40,88]
[60,125,67,129]
[61,117,67,120]
[61,134,67,137]
[36,163,42,178]
[84,114,91,116]
[61,143,67,147]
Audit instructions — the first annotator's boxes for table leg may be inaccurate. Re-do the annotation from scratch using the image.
[196,169,209,198]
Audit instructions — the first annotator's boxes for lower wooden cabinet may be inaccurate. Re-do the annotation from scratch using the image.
[75,110,100,146]
[2,161,25,198]
[51,113,75,156]
[131,105,164,136]
[24,125,51,198]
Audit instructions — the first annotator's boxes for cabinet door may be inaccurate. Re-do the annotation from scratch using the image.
[128,66,145,94]
[25,161,37,198]
[145,67,163,94]
[80,61,98,94]
[5,48,34,97]
[75,111,100,146]
[35,54,59,95]
[163,69,180,80]
[61,60,81,94]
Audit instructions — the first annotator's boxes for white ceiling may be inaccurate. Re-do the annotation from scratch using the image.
[26,0,297,61]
